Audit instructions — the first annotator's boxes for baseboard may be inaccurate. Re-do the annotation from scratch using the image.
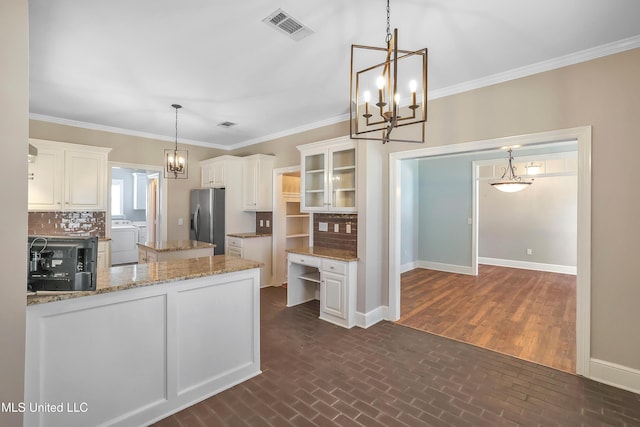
[478,257,577,275]
[589,358,640,395]
[356,306,388,329]
[400,261,418,273]
[416,261,475,275]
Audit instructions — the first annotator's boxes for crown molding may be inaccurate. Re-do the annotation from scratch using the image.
[28,113,230,150]
[29,36,640,150]
[428,35,640,100]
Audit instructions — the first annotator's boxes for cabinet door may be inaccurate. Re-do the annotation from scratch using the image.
[98,240,111,269]
[65,150,105,210]
[320,271,346,319]
[211,161,225,187]
[28,146,64,211]
[201,164,212,187]
[329,147,357,212]
[301,150,327,212]
[242,157,259,210]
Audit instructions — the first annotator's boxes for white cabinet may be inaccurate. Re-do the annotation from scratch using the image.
[227,235,272,287]
[298,137,357,213]
[242,154,275,211]
[28,139,110,211]
[97,240,111,270]
[287,252,357,328]
[200,155,241,188]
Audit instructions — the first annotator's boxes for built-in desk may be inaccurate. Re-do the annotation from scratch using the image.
[286,247,357,328]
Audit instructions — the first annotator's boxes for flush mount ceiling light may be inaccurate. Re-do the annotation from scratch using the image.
[490,148,533,193]
[164,104,188,179]
[525,161,542,175]
[350,0,428,144]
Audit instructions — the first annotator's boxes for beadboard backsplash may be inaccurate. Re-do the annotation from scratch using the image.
[313,213,357,254]
[28,211,106,238]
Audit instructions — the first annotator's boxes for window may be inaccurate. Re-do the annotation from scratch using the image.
[111,179,124,217]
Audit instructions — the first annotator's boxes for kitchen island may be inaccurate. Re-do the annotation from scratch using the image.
[25,256,261,427]
[137,239,216,264]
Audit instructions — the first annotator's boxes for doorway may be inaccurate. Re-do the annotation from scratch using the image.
[108,162,167,263]
[388,126,592,376]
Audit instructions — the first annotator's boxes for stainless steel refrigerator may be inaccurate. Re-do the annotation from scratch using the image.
[190,188,225,255]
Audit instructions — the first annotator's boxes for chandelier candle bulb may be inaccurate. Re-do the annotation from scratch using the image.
[363,91,372,118]
[376,76,386,108]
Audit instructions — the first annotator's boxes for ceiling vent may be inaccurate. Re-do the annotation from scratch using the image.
[262,8,314,41]
[217,121,237,128]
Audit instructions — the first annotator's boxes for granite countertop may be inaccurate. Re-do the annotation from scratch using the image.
[227,232,273,239]
[137,240,216,252]
[286,247,358,262]
[27,255,261,306]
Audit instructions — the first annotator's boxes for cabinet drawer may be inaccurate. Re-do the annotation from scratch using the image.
[321,259,346,275]
[288,252,320,268]
[227,247,242,258]
[227,237,243,248]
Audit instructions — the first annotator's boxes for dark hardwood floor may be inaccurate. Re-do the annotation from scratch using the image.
[398,265,576,373]
[152,287,640,427]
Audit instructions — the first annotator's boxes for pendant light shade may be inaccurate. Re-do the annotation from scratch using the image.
[490,148,533,193]
[164,104,188,179]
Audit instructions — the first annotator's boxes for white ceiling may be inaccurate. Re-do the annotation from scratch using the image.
[29,0,640,150]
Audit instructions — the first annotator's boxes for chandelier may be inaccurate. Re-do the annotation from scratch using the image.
[350,0,428,144]
[164,103,188,179]
[490,148,533,193]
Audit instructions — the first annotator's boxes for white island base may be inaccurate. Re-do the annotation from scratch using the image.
[25,267,261,427]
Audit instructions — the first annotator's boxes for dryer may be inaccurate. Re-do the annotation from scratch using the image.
[111,220,139,265]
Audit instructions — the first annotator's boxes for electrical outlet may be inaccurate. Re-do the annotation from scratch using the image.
[178,218,184,226]
[319,222,328,232]
[526,248,533,255]
[334,223,340,233]
[259,220,264,227]
[266,220,270,228]
[346,223,351,234]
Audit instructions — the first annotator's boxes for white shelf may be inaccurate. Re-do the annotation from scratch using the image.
[286,214,309,218]
[305,189,324,193]
[286,233,310,238]
[333,165,355,171]
[333,188,356,192]
[297,271,321,284]
[306,169,324,174]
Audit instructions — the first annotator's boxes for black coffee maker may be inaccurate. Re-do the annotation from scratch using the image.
[28,236,98,292]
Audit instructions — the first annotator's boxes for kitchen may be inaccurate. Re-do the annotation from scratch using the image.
[4,1,640,427]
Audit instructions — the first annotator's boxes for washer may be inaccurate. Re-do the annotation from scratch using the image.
[111,220,139,265]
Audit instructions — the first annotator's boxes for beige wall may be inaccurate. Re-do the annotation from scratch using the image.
[1,0,28,425]
[26,48,640,373]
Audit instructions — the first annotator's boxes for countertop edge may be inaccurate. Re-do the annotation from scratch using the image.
[286,247,358,262]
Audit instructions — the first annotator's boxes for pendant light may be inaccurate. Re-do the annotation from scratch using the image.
[164,104,188,179]
[490,148,533,193]
[350,0,428,144]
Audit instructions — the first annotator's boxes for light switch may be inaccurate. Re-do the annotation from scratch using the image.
[334,223,340,233]
[178,218,184,226]
[319,222,328,232]
[346,223,351,234]
[259,220,264,227]
[266,220,270,228]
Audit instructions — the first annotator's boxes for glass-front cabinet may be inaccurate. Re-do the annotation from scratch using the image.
[299,138,356,213]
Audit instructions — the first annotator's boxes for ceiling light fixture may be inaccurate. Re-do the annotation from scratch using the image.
[164,104,188,179]
[350,0,428,144]
[525,161,542,175]
[490,148,533,193]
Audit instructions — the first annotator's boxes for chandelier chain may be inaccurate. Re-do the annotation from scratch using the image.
[385,0,392,43]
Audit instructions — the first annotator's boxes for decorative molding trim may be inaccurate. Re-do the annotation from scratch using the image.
[416,261,475,276]
[478,257,577,275]
[356,306,387,329]
[30,37,640,151]
[589,359,640,395]
[429,35,640,100]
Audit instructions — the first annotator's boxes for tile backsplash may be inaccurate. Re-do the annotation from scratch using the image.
[313,213,357,254]
[28,211,106,238]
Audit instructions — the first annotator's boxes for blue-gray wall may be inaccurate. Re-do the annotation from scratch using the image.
[112,167,147,222]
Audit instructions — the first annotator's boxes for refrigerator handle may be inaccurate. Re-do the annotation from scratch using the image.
[193,205,200,240]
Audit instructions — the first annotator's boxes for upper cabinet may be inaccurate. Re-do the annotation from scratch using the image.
[242,154,274,211]
[200,155,241,188]
[299,138,357,213]
[28,139,111,211]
